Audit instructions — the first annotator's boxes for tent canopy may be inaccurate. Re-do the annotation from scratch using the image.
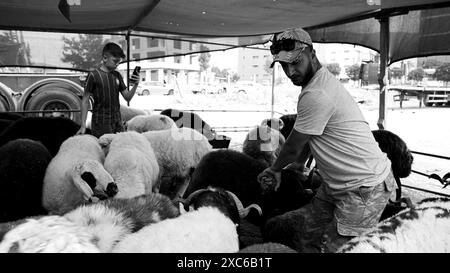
[0,0,449,69]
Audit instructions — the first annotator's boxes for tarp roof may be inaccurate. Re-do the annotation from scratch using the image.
[0,0,449,67]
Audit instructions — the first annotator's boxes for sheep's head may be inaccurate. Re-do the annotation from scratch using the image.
[73,160,118,202]
[261,118,284,131]
[182,187,262,225]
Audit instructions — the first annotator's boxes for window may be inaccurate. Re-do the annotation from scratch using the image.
[151,70,158,81]
[189,42,194,50]
[252,56,259,59]
[132,38,140,50]
[173,40,181,49]
[174,56,182,63]
[147,38,158,47]
[147,51,165,62]
[253,64,258,68]
[132,53,140,60]
[119,40,127,51]
[190,55,196,64]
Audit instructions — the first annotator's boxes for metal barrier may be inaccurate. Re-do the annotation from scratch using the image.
[403,150,450,198]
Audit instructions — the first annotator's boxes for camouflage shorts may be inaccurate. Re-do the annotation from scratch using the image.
[298,170,396,253]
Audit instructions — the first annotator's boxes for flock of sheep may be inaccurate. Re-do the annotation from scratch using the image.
[0,105,448,253]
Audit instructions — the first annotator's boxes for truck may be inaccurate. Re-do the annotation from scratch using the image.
[0,72,88,125]
[388,85,450,107]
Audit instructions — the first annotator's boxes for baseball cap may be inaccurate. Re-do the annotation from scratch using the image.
[270,27,312,68]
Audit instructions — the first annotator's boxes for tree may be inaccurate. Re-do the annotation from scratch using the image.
[230,73,240,83]
[389,67,403,79]
[407,68,424,82]
[198,45,211,72]
[61,34,105,71]
[434,63,450,83]
[0,31,31,66]
[422,59,442,69]
[211,66,229,79]
[326,63,341,77]
[345,64,361,81]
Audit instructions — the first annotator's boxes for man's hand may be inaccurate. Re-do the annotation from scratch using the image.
[130,74,140,86]
[257,167,282,193]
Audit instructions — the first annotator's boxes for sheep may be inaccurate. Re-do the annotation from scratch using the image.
[184,149,318,225]
[142,127,212,199]
[262,114,296,140]
[242,125,286,166]
[160,108,216,140]
[125,114,176,133]
[42,134,118,215]
[112,187,241,253]
[0,116,84,157]
[99,131,159,199]
[0,139,52,222]
[64,193,180,252]
[239,242,297,253]
[160,108,231,149]
[337,197,450,253]
[120,104,153,122]
[0,193,180,253]
[0,215,101,253]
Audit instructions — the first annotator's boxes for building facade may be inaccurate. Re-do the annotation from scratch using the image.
[111,34,201,87]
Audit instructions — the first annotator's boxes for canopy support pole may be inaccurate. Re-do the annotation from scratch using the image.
[126,30,131,107]
[271,63,275,118]
[377,16,389,129]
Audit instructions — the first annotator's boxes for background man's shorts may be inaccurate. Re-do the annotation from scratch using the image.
[91,118,124,138]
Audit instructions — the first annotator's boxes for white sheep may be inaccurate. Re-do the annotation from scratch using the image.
[99,131,160,199]
[125,114,176,133]
[243,125,286,166]
[42,134,118,215]
[142,127,212,199]
[337,197,450,253]
[0,193,180,253]
[0,216,101,253]
[112,187,240,253]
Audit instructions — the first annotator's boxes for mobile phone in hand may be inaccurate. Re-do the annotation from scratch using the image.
[131,66,141,83]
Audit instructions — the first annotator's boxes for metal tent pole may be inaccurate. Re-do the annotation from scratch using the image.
[126,30,131,107]
[271,63,276,118]
[377,16,389,129]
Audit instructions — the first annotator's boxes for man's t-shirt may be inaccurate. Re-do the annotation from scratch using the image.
[293,67,391,191]
[84,68,126,125]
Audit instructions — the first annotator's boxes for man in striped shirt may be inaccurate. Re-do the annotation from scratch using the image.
[77,42,139,137]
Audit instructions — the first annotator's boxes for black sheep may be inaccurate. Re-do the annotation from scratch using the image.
[160,108,231,148]
[0,117,85,157]
[185,149,317,225]
[0,139,52,222]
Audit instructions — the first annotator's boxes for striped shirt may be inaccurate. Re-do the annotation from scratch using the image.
[84,68,126,126]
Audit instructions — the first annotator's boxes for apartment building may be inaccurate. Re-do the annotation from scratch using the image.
[111,35,201,86]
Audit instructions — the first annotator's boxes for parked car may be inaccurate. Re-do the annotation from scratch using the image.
[190,83,226,94]
[136,81,174,96]
[231,81,266,94]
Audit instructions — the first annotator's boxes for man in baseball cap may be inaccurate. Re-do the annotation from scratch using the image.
[258,27,395,253]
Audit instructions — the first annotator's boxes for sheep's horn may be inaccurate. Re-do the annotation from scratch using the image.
[183,188,209,207]
[226,190,263,218]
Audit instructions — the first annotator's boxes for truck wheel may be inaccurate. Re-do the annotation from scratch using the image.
[0,82,16,112]
[25,87,81,124]
[142,89,150,96]
[168,89,174,95]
